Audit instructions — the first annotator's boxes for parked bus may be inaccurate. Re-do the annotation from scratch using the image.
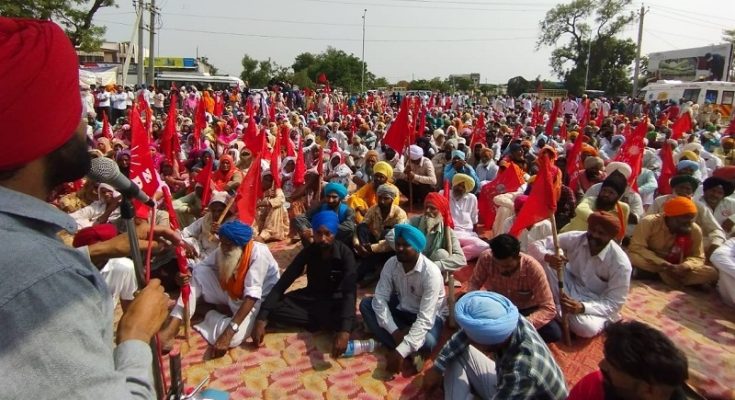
[640,80,735,118]
[154,73,245,91]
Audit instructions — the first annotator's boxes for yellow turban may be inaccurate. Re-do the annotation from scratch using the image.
[373,161,393,179]
[452,173,475,192]
[663,196,698,217]
[678,150,699,162]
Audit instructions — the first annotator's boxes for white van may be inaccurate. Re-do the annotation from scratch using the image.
[640,80,735,118]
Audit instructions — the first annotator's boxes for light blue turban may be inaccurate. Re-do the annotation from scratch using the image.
[455,291,519,345]
[451,149,466,160]
[677,160,699,172]
[393,224,426,252]
[311,210,339,235]
[324,182,348,199]
[218,221,253,247]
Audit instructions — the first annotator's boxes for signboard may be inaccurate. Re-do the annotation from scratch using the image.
[648,43,733,82]
[143,57,198,69]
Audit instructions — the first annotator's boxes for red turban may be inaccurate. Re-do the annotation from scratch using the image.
[0,18,82,169]
[72,224,118,248]
[587,211,622,237]
[425,192,454,229]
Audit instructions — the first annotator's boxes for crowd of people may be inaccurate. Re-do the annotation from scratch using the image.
[3,16,734,400]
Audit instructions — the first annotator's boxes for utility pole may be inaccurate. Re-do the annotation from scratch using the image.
[136,0,144,86]
[632,5,646,98]
[584,34,593,92]
[147,0,156,87]
[361,9,367,94]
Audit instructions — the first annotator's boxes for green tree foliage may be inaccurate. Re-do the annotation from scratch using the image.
[0,0,116,51]
[240,55,288,88]
[507,76,530,97]
[291,47,377,93]
[537,0,635,95]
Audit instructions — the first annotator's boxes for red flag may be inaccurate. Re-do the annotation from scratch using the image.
[579,99,590,128]
[657,141,676,195]
[317,73,328,84]
[196,160,213,207]
[512,123,522,140]
[294,136,306,186]
[566,131,586,177]
[213,94,224,117]
[428,95,435,109]
[244,100,261,156]
[268,99,276,122]
[443,179,450,201]
[595,107,604,127]
[316,147,324,178]
[614,117,649,189]
[160,94,178,163]
[509,153,559,236]
[559,122,568,141]
[545,99,560,136]
[725,117,735,135]
[478,162,526,227]
[162,187,190,306]
[129,105,160,202]
[383,97,411,154]
[270,128,282,189]
[470,113,487,147]
[531,106,541,127]
[281,125,296,157]
[670,112,692,140]
[236,134,267,224]
[101,111,113,139]
[417,105,427,141]
[193,98,207,151]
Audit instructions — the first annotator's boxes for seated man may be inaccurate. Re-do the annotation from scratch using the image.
[501,194,552,252]
[173,183,204,228]
[529,211,632,338]
[293,182,355,246]
[562,170,629,243]
[443,149,480,194]
[568,320,689,400]
[253,170,289,242]
[448,173,489,261]
[407,192,466,273]
[70,183,121,229]
[630,196,719,288]
[346,161,400,223]
[711,237,735,307]
[394,144,437,205]
[423,292,568,399]
[182,190,233,266]
[468,234,560,343]
[252,211,358,358]
[360,224,446,375]
[354,184,408,283]
[159,221,280,357]
[697,176,735,235]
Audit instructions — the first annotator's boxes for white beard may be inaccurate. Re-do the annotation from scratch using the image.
[216,246,243,284]
[424,215,443,232]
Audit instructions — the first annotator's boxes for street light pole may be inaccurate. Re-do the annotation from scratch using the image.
[584,33,593,92]
[361,9,367,94]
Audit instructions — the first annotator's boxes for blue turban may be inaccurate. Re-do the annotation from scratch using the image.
[218,221,253,247]
[455,291,519,345]
[311,210,339,235]
[393,224,426,252]
[451,149,466,160]
[323,182,348,199]
[677,159,699,172]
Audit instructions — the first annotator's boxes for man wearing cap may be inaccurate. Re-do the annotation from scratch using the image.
[293,182,356,246]
[630,196,719,288]
[563,170,630,242]
[407,192,466,273]
[646,175,725,254]
[360,224,447,375]
[394,144,437,204]
[347,160,400,223]
[159,221,280,357]
[253,211,358,358]
[696,176,735,234]
[182,190,234,266]
[529,212,632,338]
[449,172,491,261]
[0,17,172,398]
[443,149,481,194]
[423,291,567,399]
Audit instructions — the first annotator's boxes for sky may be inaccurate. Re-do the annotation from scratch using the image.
[93,0,735,84]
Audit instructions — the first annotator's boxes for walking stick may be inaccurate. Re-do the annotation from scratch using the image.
[207,195,237,243]
[445,229,457,329]
[550,214,572,346]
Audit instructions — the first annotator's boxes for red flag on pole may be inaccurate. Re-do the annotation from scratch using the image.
[559,122,568,141]
[161,187,190,307]
[565,131,586,178]
[383,97,411,154]
[160,95,178,163]
[478,162,526,227]
[270,129,282,189]
[294,137,306,186]
[268,98,276,122]
[545,99,560,136]
[101,111,113,139]
[196,160,213,208]
[213,94,224,117]
[670,112,692,140]
[579,99,590,128]
[236,134,267,224]
[509,153,559,236]
[470,113,487,147]
[657,141,676,195]
[614,117,649,189]
[244,100,262,156]
[193,98,206,151]
[428,95,435,109]
[129,105,160,203]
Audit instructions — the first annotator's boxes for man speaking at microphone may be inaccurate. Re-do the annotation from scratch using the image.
[0,18,171,398]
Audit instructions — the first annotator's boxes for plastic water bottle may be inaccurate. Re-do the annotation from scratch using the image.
[343,339,378,357]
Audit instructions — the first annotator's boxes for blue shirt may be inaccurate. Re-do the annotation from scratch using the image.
[443,164,481,194]
[0,186,155,399]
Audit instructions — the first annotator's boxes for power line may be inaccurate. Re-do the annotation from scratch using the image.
[644,28,680,50]
[646,2,735,23]
[300,0,550,12]
[646,28,720,43]
[651,8,734,29]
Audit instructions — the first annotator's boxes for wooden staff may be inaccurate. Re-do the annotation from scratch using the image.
[550,214,572,346]
[207,195,237,242]
[445,228,457,329]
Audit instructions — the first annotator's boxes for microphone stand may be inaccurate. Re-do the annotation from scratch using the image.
[119,197,165,399]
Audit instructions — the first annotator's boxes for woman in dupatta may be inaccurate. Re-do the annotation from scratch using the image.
[211,154,243,193]
[253,170,289,242]
[326,151,352,189]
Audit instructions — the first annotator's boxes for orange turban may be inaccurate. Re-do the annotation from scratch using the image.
[0,18,82,169]
[587,211,622,237]
[663,196,698,217]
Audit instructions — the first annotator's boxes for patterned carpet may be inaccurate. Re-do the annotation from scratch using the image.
[165,239,735,400]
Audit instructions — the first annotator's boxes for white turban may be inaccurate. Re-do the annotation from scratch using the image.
[409,145,424,161]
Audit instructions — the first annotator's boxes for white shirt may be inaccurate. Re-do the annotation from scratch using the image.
[153,93,165,108]
[476,161,499,183]
[70,201,120,229]
[372,254,447,357]
[449,193,478,233]
[111,92,127,110]
[695,195,735,234]
[710,238,735,307]
[96,91,110,107]
[501,216,552,253]
[528,231,631,321]
[562,99,577,115]
[195,243,280,301]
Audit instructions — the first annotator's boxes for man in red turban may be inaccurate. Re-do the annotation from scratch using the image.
[0,17,173,398]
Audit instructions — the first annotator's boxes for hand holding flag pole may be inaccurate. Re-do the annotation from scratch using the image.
[550,214,572,346]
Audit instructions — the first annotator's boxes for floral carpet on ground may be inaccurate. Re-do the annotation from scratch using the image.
[166,239,735,400]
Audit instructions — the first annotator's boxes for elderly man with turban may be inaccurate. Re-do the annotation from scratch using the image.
[476,148,499,186]
[563,170,630,242]
[630,197,719,288]
[423,292,567,399]
[159,221,280,357]
[394,144,437,205]
[697,176,735,234]
[253,211,359,358]
[347,160,400,223]
[405,192,466,273]
[360,224,447,376]
[448,173,490,261]
[646,175,725,255]
[443,149,481,194]
[529,212,632,338]
[293,182,356,246]
[353,149,380,189]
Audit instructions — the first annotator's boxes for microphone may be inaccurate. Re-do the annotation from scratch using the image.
[88,157,155,207]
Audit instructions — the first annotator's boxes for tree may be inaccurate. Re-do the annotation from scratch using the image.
[0,0,117,51]
[291,47,381,93]
[537,0,635,95]
[240,54,287,88]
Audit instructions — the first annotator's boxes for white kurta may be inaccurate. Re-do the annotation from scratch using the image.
[710,238,735,307]
[501,216,553,253]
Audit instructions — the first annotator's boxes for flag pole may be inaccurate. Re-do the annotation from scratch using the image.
[550,213,572,346]
[207,195,237,243]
